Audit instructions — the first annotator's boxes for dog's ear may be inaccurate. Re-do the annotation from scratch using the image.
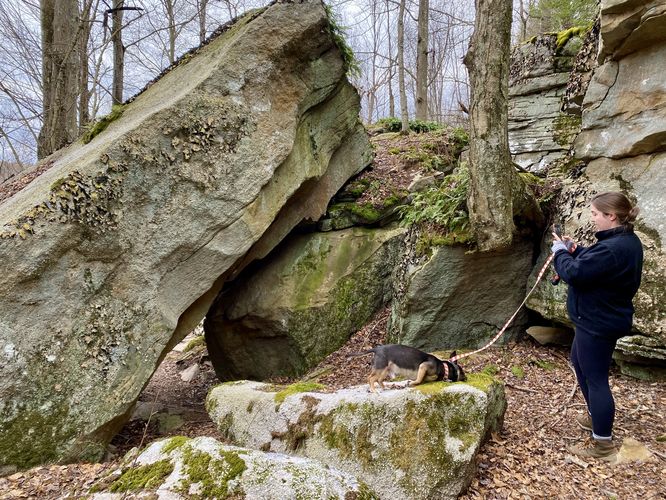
[448,351,457,359]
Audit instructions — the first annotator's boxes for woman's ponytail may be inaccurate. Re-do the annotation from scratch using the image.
[591,192,639,230]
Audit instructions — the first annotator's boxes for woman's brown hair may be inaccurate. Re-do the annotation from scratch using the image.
[591,192,640,229]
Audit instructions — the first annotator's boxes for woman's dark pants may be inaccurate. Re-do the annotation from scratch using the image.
[570,327,618,438]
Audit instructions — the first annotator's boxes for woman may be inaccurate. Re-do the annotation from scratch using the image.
[551,192,643,460]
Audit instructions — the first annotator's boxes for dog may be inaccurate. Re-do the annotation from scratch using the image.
[349,344,466,393]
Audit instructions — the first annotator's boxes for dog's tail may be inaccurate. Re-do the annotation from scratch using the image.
[346,348,376,359]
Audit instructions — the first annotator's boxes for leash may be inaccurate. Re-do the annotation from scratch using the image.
[449,253,555,364]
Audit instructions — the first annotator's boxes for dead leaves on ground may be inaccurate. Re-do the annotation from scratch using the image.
[2,329,664,499]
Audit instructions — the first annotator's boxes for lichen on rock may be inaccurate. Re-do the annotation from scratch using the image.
[90,436,376,499]
[206,377,506,499]
[0,0,372,469]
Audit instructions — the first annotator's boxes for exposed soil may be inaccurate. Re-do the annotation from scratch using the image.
[1,308,664,499]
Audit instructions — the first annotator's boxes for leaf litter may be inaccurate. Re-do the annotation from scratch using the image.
[1,308,664,499]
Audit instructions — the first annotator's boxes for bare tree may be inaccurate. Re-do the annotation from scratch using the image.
[385,0,395,117]
[397,0,409,133]
[463,0,515,251]
[415,0,429,121]
[38,0,81,158]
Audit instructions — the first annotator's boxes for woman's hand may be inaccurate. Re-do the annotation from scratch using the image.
[551,234,577,253]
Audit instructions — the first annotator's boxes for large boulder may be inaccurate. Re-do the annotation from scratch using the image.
[575,3,666,160]
[527,1,666,370]
[90,436,377,498]
[205,226,405,380]
[206,377,506,499]
[526,159,665,350]
[0,1,371,469]
[389,236,535,350]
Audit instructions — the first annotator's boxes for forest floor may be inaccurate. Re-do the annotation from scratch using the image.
[2,130,664,498]
[1,307,664,499]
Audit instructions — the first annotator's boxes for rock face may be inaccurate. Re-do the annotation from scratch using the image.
[527,1,666,369]
[205,226,405,380]
[389,236,535,350]
[90,436,376,498]
[0,1,371,469]
[508,33,584,171]
[206,377,506,500]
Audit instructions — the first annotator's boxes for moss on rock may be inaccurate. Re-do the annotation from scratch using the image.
[175,445,247,498]
[274,382,326,406]
[109,459,174,492]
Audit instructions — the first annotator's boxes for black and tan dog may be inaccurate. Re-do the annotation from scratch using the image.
[350,344,466,392]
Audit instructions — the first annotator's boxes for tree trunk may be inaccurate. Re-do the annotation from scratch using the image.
[386,0,395,117]
[463,0,515,251]
[197,0,208,44]
[165,0,177,64]
[112,0,124,105]
[397,0,409,134]
[78,0,95,132]
[37,0,80,159]
[415,0,429,121]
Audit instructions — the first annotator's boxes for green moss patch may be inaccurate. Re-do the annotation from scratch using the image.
[176,445,247,498]
[162,436,189,454]
[531,359,556,371]
[274,382,325,406]
[109,459,174,492]
[552,113,582,146]
[82,104,126,144]
[481,364,500,376]
[183,335,206,353]
[556,25,590,52]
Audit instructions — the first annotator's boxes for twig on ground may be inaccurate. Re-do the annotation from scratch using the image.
[505,383,538,393]
[120,386,162,500]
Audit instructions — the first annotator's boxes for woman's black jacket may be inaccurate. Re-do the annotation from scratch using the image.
[553,226,643,338]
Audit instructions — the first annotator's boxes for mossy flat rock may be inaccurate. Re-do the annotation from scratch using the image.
[206,376,506,499]
[0,0,371,469]
[205,226,406,380]
[90,436,376,499]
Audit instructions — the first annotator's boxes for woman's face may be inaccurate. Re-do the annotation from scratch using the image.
[590,203,619,231]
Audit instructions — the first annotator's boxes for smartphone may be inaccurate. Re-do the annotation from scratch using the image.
[553,223,564,238]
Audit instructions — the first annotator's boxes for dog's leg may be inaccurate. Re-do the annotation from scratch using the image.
[376,367,390,390]
[410,363,429,386]
[367,369,378,393]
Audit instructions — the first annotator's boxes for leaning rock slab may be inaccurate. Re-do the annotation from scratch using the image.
[205,226,405,380]
[206,376,506,499]
[90,436,376,499]
[0,1,371,468]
